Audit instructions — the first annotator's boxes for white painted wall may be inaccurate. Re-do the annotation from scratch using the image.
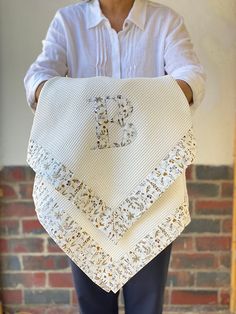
[0,0,235,165]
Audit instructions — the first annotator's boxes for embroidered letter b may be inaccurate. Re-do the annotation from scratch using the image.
[89,95,137,150]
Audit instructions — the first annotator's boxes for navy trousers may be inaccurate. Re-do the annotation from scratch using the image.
[70,242,172,314]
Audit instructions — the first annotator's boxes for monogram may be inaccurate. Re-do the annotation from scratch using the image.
[89,95,137,150]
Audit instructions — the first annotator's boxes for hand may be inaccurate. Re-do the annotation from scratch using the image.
[176,79,193,105]
[35,81,47,104]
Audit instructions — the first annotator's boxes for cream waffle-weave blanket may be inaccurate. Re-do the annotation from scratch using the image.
[27,75,196,292]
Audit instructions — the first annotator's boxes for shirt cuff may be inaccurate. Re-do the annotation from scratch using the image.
[24,73,53,112]
[170,66,206,114]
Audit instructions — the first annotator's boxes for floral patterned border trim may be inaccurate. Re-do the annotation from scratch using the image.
[33,173,191,293]
[113,127,195,242]
[27,127,195,244]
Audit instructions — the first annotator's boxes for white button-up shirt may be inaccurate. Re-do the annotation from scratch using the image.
[24,0,206,111]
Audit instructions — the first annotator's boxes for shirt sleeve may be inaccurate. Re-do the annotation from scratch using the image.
[24,10,68,110]
[164,12,206,113]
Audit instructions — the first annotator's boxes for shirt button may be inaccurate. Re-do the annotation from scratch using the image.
[125,22,129,27]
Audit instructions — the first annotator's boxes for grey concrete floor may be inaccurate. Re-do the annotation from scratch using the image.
[163,306,233,314]
[119,305,233,314]
[164,312,232,314]
[120,310,230,313]
[4,305,233,314]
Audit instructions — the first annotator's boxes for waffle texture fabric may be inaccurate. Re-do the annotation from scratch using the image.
[27,75,196,292]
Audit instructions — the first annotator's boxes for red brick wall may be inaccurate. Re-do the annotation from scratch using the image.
[0,165,233,312]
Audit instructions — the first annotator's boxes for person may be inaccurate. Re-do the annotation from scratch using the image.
[24,0,206,313]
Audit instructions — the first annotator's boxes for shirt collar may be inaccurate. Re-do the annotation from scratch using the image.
[86,0,147,31]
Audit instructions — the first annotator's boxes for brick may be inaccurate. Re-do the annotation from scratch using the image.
[188,200,194,215]
[196,165,233,180]
[187,183,220,198]
[0,219,19,235]
[4,307,47,314]
[221,182,234,197]
[172,236,193,251]
[195,200,232,215]
[19,183,33,199]
[47,238,63,253]
[167,271,194,287]
[183,218,220,233]
[0,255,21,271]
[0,184,18,199]
[48,273,74,287]
[1,272,46,288]
[0,166,25,181]
[22,219,46,234]
[0,289,22,304]
[0,201,36,217]
[171,253,218,269]
[220,253,231,269]
[222,218,232,233]
[220,289,230,305]
[185,165,193,180]
[72,290,78,305]
[196,236,231,251]
[0,166,34,182]
[24,167,36,181]
[171,290,218,305]
[23,255,69,270]
[0,238,44,253]
[25,289,70,304]
[196,272,230,287]
[0,238,8,251]
[163,288,170,305]
[45,308,79,314]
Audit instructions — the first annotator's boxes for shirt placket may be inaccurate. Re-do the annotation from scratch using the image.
[105,22,121,79]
